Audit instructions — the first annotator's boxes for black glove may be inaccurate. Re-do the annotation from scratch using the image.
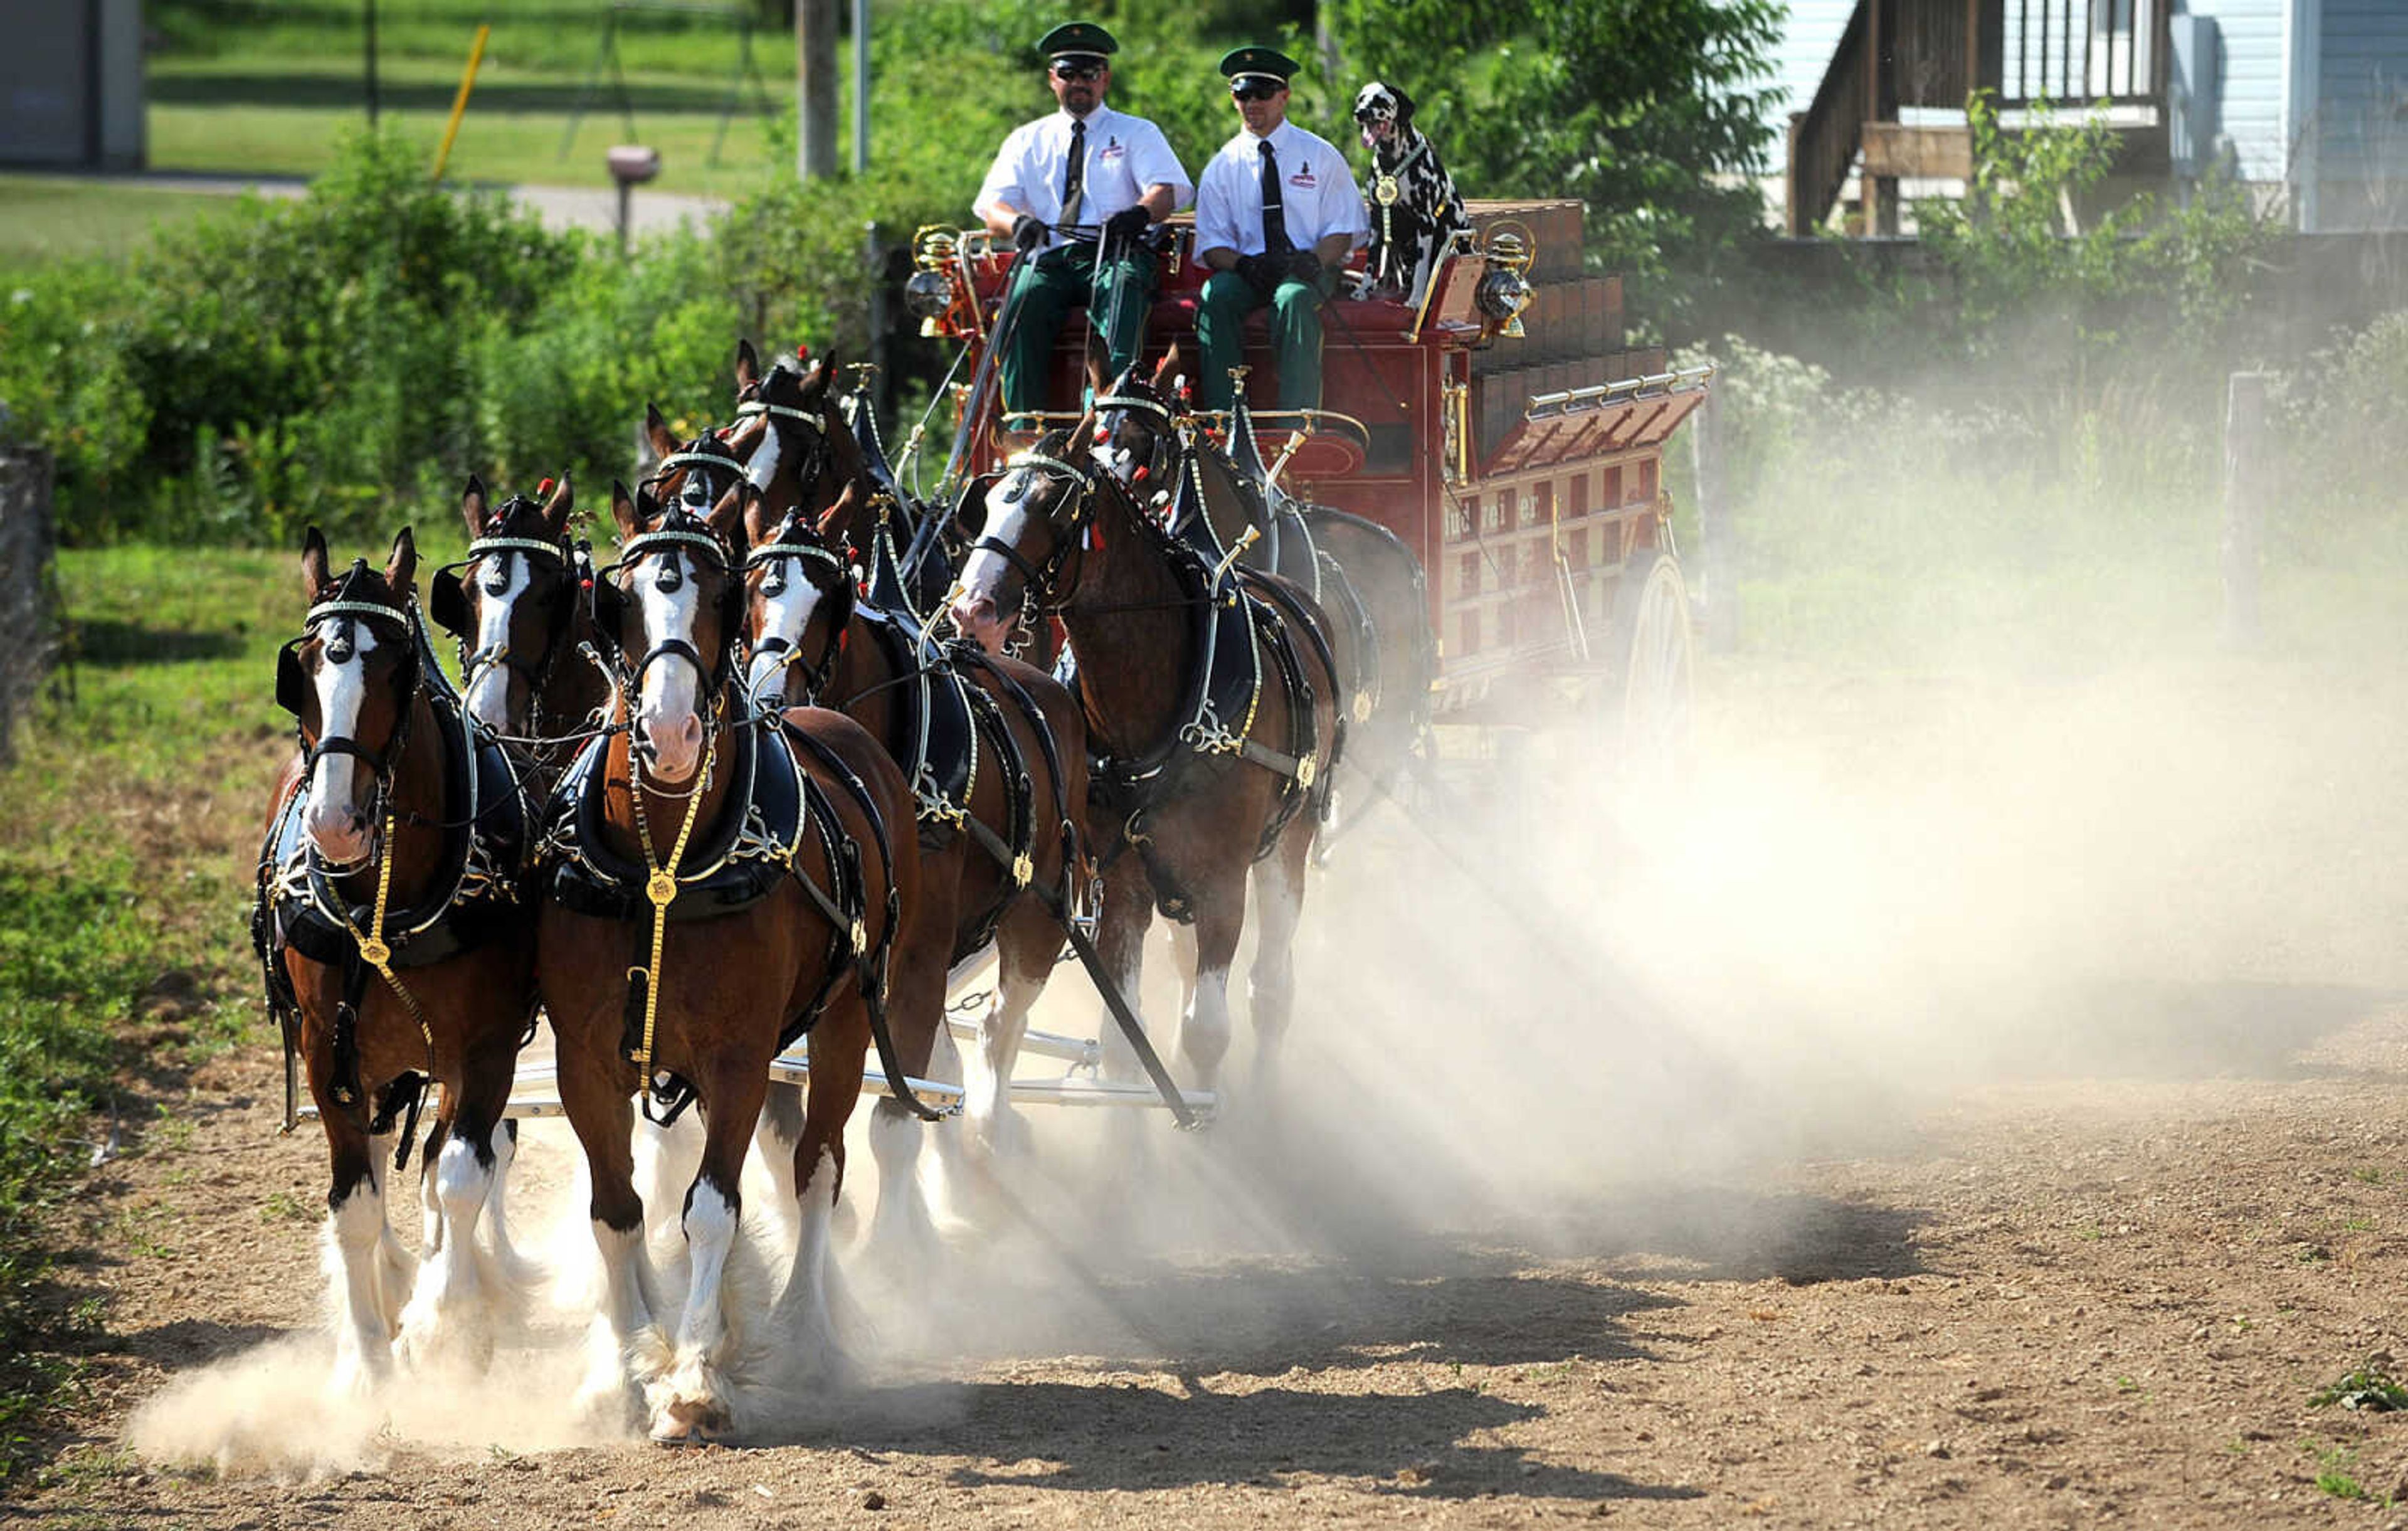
[1010,212,1046,253]
[1286,249,1324,285]
[1102,206,1152,248]
[1233,252,1279,295]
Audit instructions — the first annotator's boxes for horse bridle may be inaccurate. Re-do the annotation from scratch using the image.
[974,447,1102,620]
[441,507,578,731]
[1091,384,1185,499]
[276,574,421,859]
[732,391,831,511]
[600,481,746,770]
[744,514,855,705]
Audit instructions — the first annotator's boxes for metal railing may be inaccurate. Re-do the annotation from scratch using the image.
[1788,0,2171,235]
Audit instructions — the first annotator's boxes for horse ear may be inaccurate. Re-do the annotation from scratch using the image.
[735,339,762,391]
[300,526,330,596]
[541,473,574,538]
[1085,330,1112,398]
[816,479,858,535]
[428,568,469,638]
[643,403,679,463]
[799,352,836,405]
[1151,342,1181,393]
[610,480,643,545]
[708,480,751,553]
[744,484,777,545]
[460,475,488,538]
[385,527,418,597]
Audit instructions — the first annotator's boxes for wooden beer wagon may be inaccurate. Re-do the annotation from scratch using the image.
[902,196,1713,754]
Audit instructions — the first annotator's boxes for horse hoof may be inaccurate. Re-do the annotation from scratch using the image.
[649,1395,731,1446]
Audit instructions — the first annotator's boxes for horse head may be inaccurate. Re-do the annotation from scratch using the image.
[729,341,849,532]
[603,474,747,787]
[430,474,578,738]
[1086,333,1188,506]
[949,425,1110,656]
[742,484,858,707]
[279,527,421,868]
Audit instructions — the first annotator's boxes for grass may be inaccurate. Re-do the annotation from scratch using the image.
[0,544,314,1480]
[0,178,240,273]
[148,58,783,196]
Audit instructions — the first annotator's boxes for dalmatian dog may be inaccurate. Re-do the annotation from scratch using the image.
[1352,80,1467,309]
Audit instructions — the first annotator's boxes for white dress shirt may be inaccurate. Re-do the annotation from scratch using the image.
[1193,119,1368,259]
[974,104,1192,252]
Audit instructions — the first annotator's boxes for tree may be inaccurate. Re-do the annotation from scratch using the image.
[1324,0,1782,300]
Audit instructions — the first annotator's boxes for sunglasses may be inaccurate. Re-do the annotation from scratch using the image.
[1230,80,1285,102]
[1051,61,1104,82]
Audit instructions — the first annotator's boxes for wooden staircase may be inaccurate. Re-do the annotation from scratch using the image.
[1787,0,2172,236]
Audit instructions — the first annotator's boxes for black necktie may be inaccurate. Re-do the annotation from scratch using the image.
[1060,119,1087,235]
[1258,139,1291,257]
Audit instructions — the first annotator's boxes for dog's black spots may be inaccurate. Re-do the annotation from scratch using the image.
[1353,79,1467,309]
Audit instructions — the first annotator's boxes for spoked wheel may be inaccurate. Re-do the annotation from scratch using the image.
[1602,545,1696,786]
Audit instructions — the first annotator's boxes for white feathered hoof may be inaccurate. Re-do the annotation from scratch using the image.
[647,1364,735,1445]
[393,1293,496,1376]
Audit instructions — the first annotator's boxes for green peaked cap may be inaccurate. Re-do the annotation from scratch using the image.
[1037,21,1117,61]
[1218,45,1300,82]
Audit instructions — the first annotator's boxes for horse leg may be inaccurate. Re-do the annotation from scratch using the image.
[771,1010,868,1382]
[477,1118,546,1295]
[320,1110,404,1399]
[1176,890,1247,1093]
[396,1030,527,1372]
[751,1083,806,1259]
[1092,864,1156,1089]
[861,885,956,1275]
[559,1044,667,1428]
[966,900,1056,1164]
[647,1054,766,1444]
[1247,830,1314,1093]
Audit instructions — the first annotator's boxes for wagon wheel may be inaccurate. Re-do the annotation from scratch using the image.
[1602,544,1694,783]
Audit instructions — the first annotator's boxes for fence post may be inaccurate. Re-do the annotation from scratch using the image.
[2222,371,2266,649]
[1691,382,1737,654]
[0,445,59,766]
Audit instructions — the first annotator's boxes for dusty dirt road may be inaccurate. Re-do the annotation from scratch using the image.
[18,658,2408,1528]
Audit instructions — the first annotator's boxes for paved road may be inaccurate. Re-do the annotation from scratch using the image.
[31,167,730,239]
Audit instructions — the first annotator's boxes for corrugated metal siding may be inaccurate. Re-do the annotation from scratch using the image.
[2311,0,2408,228]
[2187,0,2289,184]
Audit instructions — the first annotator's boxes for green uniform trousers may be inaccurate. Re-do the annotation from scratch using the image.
[997,243,1157,416]
[1195,266,1339,413]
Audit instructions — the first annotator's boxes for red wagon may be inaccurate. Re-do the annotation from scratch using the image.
[905,197,1712,753]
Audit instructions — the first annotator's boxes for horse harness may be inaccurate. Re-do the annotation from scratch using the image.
[746,529,1052,967]
[253,577,535,1152]
[1000,449,1341,923]
[551,506,941,1124]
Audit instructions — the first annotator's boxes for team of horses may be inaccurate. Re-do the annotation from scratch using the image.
[253,339,1435,1441]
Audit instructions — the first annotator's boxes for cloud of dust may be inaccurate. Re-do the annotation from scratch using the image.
[135,394,2408,1459]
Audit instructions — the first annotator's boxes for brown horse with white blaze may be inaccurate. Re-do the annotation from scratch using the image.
[428,474,607,781]
[949,425,1343,1098]
[256,527,541,1390]
[535,477,924,1441]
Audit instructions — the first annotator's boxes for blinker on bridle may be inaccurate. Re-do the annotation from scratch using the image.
[276,578,421,863]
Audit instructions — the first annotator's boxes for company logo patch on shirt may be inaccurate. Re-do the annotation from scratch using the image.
[1287,164,1318,188]
[1099,139,1126,163]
